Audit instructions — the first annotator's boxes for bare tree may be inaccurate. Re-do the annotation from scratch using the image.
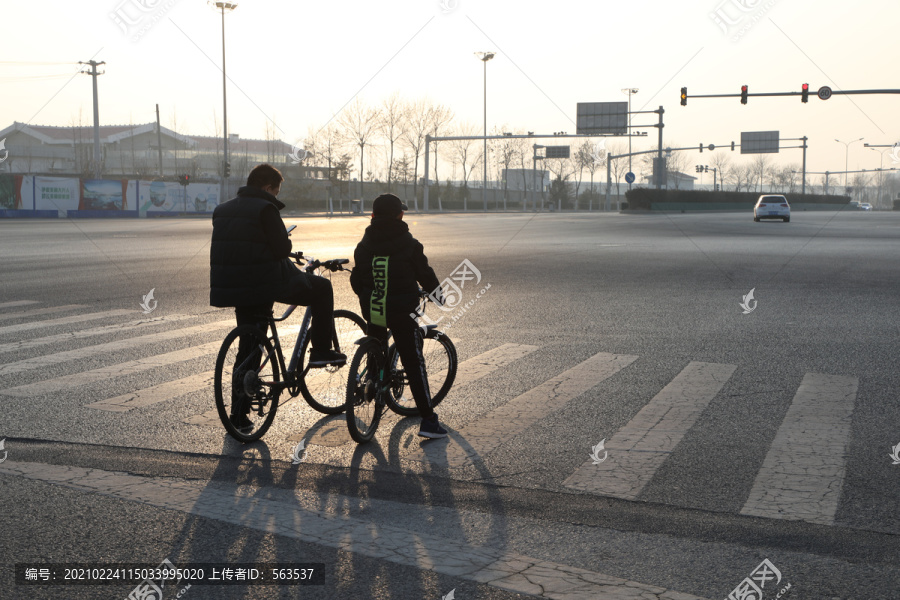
[338,98,379,202]
[751,154,772,193]
[402,97,432,211]
[451,122,481,210]
[379,92,406,192]
[492,126,519,211]
[428,103,454,209]
[709,152,731,192]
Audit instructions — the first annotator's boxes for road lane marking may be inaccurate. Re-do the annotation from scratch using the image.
[0,300,40,310]
[563,361,736,499]
[86,370,216,412]
[0,319,233,377]
[0,312,192,353]
[0,461,710,600]
[406,352,638,469]
[0,304,86,322]
[1,341,222,397]
[740,372,857,526]
[453,343,539,387]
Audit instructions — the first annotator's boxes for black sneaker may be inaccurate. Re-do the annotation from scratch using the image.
[230,414,254,434]
[308,349,347,368]
[418,415,448,439]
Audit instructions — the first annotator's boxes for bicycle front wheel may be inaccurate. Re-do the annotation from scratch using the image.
[345,338,385,443]
[299,309,366,414]
[386,328,458,417]
[214,325,281,443]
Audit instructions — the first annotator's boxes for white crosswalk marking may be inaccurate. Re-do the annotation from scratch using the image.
[0,300,40,310]
[0,312,193,353]
[563,361,737,499]
[87,370,216,412]
[2,341,222,397]
[453,342,539,387]
[0,319,233,377]
[406,352,638,469]
[740,372,857,525]
[0,304,85,322]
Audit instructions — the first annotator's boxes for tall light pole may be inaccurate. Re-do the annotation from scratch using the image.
[213,1,237,200]
[621,88,638,190]
[476,51,495,212]
[867,146,890,208]
[835,137,863,188]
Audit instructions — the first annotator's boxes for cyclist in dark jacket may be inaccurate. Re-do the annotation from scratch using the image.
[211,164,345,431]
[349,193,448,438]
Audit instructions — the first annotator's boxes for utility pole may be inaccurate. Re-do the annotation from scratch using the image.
[79,60,105,179]
[155,104,164,177]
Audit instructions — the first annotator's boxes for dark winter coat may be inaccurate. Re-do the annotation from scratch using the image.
[209,186,303,307]
[349,217,441,324]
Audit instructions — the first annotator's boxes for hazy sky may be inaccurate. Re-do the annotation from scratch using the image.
[3,0,898,176]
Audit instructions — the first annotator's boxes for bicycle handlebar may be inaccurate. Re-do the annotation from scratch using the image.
[290,252,350,273]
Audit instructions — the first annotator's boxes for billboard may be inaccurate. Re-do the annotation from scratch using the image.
[741,131,780,154]
[577,102,628,135]
[139,180,220,213]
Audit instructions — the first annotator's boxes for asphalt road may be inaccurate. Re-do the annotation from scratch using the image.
[0,211,898,599]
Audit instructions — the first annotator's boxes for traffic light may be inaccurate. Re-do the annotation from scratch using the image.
[741,85,748,105]
[731,141,735,151]
[181,174,190,186]
[801,83,809,103]
[224,161,231,178]
[681,87,688,106]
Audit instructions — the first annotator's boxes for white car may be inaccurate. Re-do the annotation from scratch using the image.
[754,195,790,222]
[859,203,873,211]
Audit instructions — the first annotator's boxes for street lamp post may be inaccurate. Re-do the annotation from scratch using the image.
[867,146,890,208]
[835,137,863,189]
[621,88,638,190]
[213,1,237,201]
[476,52,495,212]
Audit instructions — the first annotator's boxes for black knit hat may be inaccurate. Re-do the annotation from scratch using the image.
[372,193,408,217]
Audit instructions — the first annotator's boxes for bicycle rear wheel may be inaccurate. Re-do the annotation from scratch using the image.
[345,338,385,443]
[214,325,281,443]
[386,328,457,417]
[298,309,366,414]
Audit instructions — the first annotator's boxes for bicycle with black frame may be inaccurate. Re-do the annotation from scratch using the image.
[344,289,457,443]
[213,251,366,442]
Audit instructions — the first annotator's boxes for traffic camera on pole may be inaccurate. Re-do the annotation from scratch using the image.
[741,85,748,104]
[681,87,688,106]
[801,83,809,103]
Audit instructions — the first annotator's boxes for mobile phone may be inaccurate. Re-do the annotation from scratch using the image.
[286,225,297,235]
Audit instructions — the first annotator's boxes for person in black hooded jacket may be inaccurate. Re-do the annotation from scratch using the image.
[349,193,448,438]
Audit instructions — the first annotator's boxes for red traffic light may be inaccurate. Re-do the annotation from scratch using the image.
[801,83,809,103]
[740,85,748,105]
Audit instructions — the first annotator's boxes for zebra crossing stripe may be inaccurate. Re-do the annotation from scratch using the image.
[0,312,189,352]
[453,343,539,387]
[87,370,216,412]
[1,341,222,397]
[0,301,40,310]
[0,319,233,377]
[407,352,638,469]
[563,361,736,499]
[740,372,857,525]
[0,304,86,322]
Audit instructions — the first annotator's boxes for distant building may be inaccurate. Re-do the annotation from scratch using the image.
[501,168,550,192]
[642,170,697,190]
[0,122,330,180]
